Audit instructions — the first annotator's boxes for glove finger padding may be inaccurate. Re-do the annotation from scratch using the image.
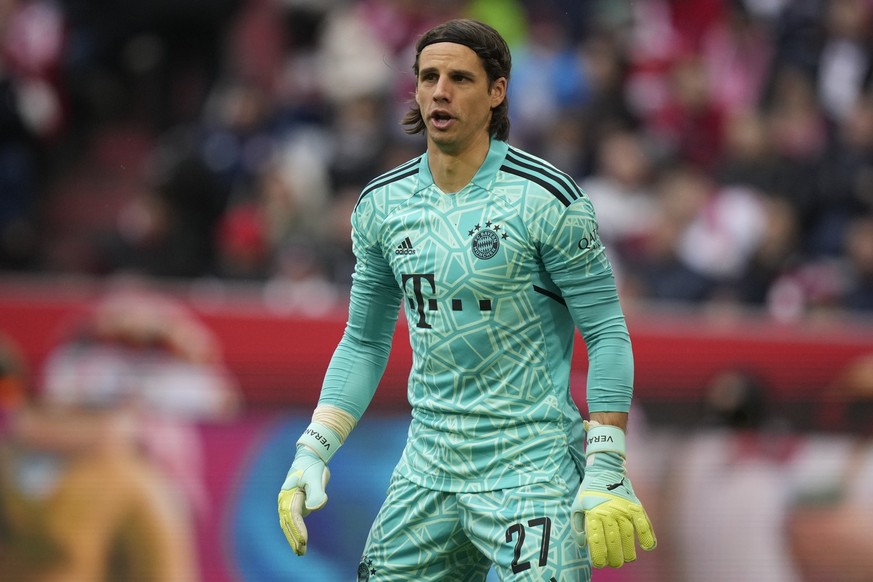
[584,510,606,566]
[278,446,331,555]
[586,507,632,568]
[575,491,657,567]
[618,514,637,562]
[278,488,309,556]
[631,503,656,551]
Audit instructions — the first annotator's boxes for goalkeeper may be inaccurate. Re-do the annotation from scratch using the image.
[278,18,656,580]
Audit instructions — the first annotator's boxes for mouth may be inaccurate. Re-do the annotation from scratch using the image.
[429,110,454,131]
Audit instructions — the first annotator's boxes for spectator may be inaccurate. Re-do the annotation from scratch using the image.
[760,64,827,232]
[840,214,873,311]
[93,128,231,279]
[787,353,873,581]
[814,94,873,256]
[582,127,658,300]
[575,30,640,172]
[507,7,587,152]
[735,196,803,308]
[699,0,774,117]
[816,0,873,125]
[648,53,727,172]
[214,200,272,280]
[39,284,241,518]
[0,0,67,271]
[624,165,718,303]
[663,369,801,582]
[584,128,659,263]
[0,331,200,580]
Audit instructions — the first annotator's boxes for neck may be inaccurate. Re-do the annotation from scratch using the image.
[427,135,491,193]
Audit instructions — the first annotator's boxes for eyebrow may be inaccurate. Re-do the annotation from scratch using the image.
[418,65,477,78]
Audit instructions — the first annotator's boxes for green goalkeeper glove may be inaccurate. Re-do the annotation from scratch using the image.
[571,421,657,568]
[277,422,340,556]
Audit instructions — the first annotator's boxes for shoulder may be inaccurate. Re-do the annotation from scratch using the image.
[354,155,423,212]
[498,145,587,209]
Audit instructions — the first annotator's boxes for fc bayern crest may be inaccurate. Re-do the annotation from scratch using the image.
[472,229,500,259]
[469,220,505,260]
[357,556,375,580]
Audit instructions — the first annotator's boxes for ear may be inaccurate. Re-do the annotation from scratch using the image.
[489,77,507,109]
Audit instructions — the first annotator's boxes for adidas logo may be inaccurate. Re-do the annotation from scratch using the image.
[395,236,416,255]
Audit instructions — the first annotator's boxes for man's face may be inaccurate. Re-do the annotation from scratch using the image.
[414,42,506,154]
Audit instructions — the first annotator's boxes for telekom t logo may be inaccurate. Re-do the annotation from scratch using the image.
[401,273,436,328]
[401,273,493,329]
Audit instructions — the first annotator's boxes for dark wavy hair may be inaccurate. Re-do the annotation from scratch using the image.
[402,19,512,141]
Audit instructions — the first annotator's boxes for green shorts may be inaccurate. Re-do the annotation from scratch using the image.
[357,472,590,581]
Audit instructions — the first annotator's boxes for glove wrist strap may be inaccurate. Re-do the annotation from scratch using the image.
[585,423,626,457]
[297,421,341,463]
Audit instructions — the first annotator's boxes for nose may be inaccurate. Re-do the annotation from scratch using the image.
[433,75,450,101]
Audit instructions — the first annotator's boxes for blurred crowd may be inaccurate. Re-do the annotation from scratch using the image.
[0,286,240,580]
[2,0,873,319]
[630,358,873,582]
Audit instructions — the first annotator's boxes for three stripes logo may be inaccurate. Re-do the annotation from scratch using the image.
[395,236,416,255]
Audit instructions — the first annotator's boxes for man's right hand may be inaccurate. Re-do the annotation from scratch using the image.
[277,446,330,556]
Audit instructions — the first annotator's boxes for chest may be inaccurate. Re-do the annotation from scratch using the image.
[382,191,534,302]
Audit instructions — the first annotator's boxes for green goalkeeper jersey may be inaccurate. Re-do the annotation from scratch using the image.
[319,139,633,493]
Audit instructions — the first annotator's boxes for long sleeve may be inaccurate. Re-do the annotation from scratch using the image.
[317,197,404,420]
[540,196,634,413]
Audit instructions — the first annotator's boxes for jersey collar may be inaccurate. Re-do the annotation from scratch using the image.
[417,138,509,194]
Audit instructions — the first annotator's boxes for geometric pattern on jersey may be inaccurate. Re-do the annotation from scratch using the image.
[358,472,591,581]
[351,139,628,493]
